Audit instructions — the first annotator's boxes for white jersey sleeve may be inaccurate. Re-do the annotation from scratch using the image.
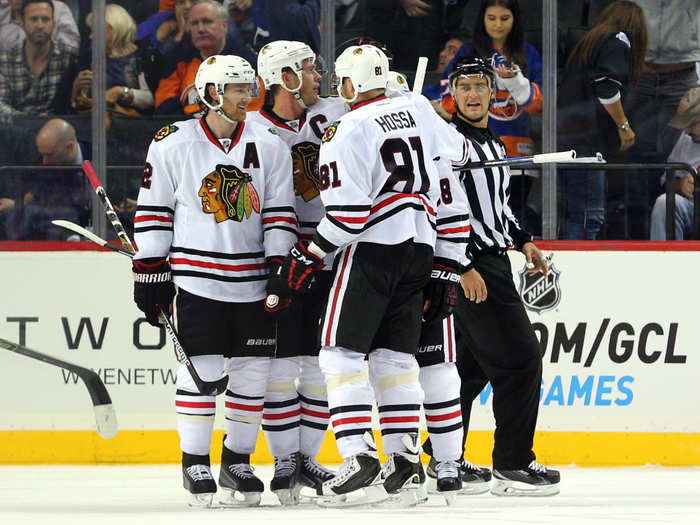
[313,123,372,253]
[261,138,297,259]
[134,138,177,261]
[434,158,470,270]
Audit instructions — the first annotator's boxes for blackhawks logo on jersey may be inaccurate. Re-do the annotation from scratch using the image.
[321,121,340,143]
[199,164,260,223]
[291,141,320,201]
[154,124,179,141]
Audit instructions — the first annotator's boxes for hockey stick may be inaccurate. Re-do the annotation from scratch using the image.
[464,149,577,169]
[80,161,228,396]
[52,220,133,256]
[412,56,428,94]
[0,337,118,439]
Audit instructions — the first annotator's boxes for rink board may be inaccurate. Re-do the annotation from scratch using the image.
[1,242,699,465]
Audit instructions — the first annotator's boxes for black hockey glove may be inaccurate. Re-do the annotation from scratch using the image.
[282,240,325,292]
[422,261,461,324]
[133,257,175,327]
[264,256,292,316]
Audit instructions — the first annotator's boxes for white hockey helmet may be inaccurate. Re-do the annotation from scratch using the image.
[387,71,410,93]
[195,55,258,121]
[333,44,389,103]
[257,40,316,93]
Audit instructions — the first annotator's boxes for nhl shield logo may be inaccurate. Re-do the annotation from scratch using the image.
[518,263,561,313]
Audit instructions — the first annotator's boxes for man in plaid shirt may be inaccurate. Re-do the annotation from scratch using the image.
[0,0,77,118]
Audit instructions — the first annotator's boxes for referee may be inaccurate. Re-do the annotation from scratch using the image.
[439,56,560,496]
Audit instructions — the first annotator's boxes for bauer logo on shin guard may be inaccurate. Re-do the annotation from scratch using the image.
[518,263,561,314]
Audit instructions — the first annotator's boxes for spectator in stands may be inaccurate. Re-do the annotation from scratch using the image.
[71,4,154,115]
[439,0,543,226]
[0,123,39,239]
[650,87,700,240]
[154,0,256,115]
[265,0,320,53]
[137,0,191,56]
[557,0,647,240]
[6,118,90,240]
[0,0,78,119]
[621,0,700,239]
[0,0,78,51]
[421,33,466,101]
[364,0,468,71]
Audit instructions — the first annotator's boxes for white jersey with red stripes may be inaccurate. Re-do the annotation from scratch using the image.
[134,117,296,302]
[313,93,469,264]
[247,97,346,266]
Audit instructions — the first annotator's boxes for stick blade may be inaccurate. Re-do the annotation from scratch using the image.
[201,376,229,397]
[94,403,118,439]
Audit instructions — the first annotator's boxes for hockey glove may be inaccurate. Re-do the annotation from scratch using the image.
[133,257,175,327]
[264,256,292,316]
[422,262,461,324]
[282,241,325,293]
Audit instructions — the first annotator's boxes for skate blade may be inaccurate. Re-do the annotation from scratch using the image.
[274,487,300,506]
[458,481,490,495]
[443,492,458,506]
[188,493,214,507]
[375,484,427,508]
[219,488,262,507]
[490,479,560,497]
[316,484,388,508]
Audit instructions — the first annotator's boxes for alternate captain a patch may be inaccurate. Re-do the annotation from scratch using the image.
[154,124,179,142]
[321,121,340,143]
[199,164,260,223]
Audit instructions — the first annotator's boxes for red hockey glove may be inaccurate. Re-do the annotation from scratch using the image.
[282,240,325,292]
[133,257,175,327]
[422,260,460,324]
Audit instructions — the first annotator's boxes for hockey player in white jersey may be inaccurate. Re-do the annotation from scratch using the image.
[132,55,296,507]
[267,44,469,507]
[385,66,474,502]
[246,40,346,505]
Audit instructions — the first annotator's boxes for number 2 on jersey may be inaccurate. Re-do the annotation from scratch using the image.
[380,136,429,195]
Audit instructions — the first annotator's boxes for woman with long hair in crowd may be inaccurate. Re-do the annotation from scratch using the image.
[439,0,543,230]
[558,0,648,239]
[72,4,154,115]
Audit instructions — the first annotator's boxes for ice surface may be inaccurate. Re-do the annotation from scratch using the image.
[1,465,698,525]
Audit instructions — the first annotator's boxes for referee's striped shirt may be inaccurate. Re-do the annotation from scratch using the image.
[451,115,532,270]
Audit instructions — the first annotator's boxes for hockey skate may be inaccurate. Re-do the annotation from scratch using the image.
[429,459,462,505]
[298,454,335,500]
[270,452,301,505]
[218,447,264,507]
[182,453,217,507]
[491,460,560,497]
[378,434,427,507]
[317,432,388,508]
[426,457,491,495]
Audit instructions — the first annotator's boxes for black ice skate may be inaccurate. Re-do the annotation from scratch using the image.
[299,454,335,497]
[182,452,217,507]
[218,447,264,506]
[432,459,462,505]
[317,432,388,508]
[492,460,560,497]
[427,457,491,495]
[270,452,301,505]
[379,434,427,507]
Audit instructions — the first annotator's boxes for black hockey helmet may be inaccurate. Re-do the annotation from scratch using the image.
[447,55,495,94]
[335,36,394,68]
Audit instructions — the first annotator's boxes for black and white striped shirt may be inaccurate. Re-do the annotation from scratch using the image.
[451,116,532,270]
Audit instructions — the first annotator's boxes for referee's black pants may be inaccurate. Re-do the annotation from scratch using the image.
[454,252,543,470]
